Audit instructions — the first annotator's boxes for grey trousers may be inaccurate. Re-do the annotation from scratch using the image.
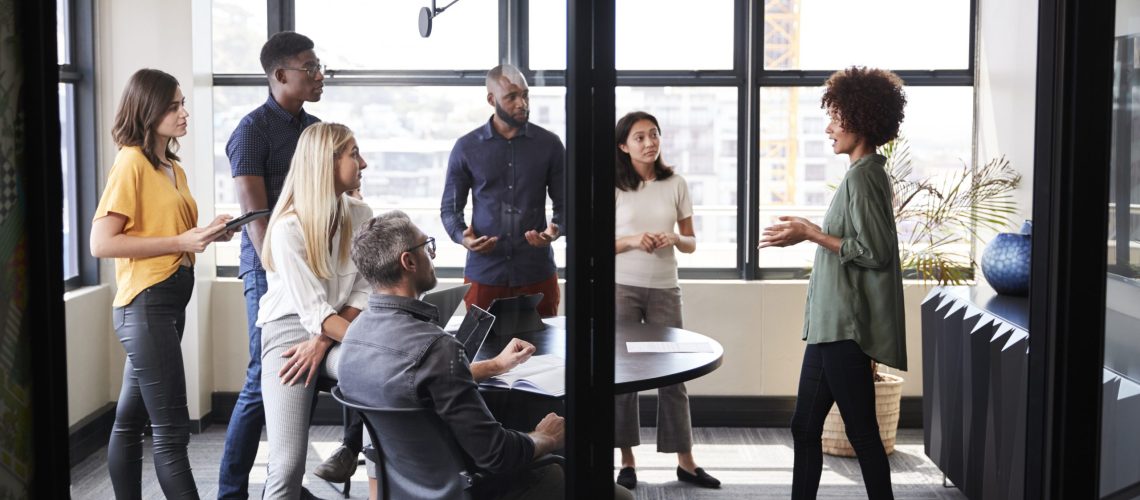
[614,284,694,453]
[260,314,342,499]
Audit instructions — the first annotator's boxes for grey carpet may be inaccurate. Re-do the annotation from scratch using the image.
[70,426,964,499]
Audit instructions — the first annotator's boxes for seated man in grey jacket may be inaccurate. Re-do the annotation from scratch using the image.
[338,210,564,500]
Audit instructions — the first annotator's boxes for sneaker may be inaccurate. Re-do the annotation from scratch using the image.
[676,466,721,489]
[312,445,359,483]
[616,466,637,489]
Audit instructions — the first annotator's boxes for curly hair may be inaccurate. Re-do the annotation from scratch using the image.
[820,67,907,148]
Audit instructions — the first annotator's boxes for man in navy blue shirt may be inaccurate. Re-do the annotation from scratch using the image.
[219,31,357,498]
[441,64,566,316]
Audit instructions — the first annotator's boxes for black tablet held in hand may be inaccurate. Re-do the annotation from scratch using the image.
[223,209,272,232]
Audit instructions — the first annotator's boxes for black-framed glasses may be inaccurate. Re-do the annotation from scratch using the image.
[407,237,436,258]
[280,64,327,80]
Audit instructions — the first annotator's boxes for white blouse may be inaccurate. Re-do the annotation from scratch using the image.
[257,201,374,335]
[614,174,693,289]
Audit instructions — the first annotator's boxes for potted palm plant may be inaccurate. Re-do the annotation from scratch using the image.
[822,137,1021,457]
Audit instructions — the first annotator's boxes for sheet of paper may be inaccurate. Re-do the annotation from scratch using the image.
[626,341,714,353]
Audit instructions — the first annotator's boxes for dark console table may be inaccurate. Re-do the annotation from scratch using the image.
[921,284,1029,500]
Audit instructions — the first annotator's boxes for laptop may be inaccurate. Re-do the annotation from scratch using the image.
[487,293,546,337]
[453,304,496,360]
[421,283,472,328]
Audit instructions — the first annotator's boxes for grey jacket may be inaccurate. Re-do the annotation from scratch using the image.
[337,293,536,474]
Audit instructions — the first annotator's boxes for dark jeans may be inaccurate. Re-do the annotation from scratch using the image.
[791,340,894,500]
[108,266,198,500]
[218,270,268,499]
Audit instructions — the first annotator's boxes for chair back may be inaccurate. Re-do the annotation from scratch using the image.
[331,386,477,500]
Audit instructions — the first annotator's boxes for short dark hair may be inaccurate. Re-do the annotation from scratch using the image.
[614,111,673,192]
[820,67,907,148]
[352,211,418,288]
[260,31,315,74]
[111,68,181,170]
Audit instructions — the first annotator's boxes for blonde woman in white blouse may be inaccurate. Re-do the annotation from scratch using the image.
[257,122,372,498]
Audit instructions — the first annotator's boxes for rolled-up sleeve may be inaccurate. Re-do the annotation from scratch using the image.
[441,142,473,244]
[418,337,535,474]
[838,171,897,269]
[269,219,338,335]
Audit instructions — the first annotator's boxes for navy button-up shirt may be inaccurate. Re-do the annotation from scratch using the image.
[441,118,565,287]
[228,94,320,277]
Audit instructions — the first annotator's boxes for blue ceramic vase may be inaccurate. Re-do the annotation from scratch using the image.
[981,221,1032,296]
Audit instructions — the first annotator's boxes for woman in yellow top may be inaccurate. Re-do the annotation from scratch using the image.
[90,68,235,499]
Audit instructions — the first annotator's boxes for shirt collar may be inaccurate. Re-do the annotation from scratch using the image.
[367,293,440,323]
[477,116,531,141]
[264,93,310,124]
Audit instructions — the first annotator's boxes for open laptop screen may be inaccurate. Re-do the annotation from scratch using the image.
[421,283,472,328]
[454,304,495,360]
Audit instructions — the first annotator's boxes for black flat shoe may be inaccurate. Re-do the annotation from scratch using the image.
[677,466,721,489]
[616,466,637,489]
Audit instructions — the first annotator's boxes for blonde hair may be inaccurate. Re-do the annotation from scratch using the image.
[263,122,356,279]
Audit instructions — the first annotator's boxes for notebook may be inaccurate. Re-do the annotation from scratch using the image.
[479,354,565,397]
[421,284,472,328]
[487,293,546,337]
[453,304,495,360]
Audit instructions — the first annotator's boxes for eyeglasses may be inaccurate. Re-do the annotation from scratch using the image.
[280,64,328,80]
[406,237,436,258]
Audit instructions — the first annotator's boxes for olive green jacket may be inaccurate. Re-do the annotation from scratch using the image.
[803,153,907,370]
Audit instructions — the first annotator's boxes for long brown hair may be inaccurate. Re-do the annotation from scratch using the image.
[111,68,181,169]
[615,111,673,192]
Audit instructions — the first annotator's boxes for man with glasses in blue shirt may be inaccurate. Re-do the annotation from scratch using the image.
[441,64,566,317]
[219,30,362,498]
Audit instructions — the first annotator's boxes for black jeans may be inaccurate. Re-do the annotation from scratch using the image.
[791,340,893,500]
[108,266,199,499]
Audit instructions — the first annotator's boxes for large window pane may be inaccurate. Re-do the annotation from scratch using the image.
[213,86,567,270]
[616,0,734,70]
[60,83,78,280]
[212,0,268,73]
[756,86,973,268]
[764,0,970,70]
[296,0,497,70]
[529,0,566,70]
[616,87,738,268]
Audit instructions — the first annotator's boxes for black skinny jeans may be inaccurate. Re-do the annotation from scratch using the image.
[108,266,199,499]
[791,340,894,500]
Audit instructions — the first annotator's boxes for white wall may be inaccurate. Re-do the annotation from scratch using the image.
[976,0,1040,226]
[64,285,118,428]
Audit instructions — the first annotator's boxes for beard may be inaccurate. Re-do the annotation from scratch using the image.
[415,269,438,295]
[494,100,529,128]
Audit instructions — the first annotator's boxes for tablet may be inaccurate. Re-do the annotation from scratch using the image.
[223,209,272,232]
[487,293,546,337]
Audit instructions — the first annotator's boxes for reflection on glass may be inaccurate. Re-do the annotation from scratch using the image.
[1102,12,1140,496]
[56,0,69,65]
[616,87,738,268]
[763,0,970,71]
[211,0,268,73]
[213,86,567,270]
[60,83,78,280]
[295,0,496,70]
[616,0,734,70]
[756,86,973,268]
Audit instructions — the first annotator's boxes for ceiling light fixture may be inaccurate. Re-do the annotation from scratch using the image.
[419,0,461,38]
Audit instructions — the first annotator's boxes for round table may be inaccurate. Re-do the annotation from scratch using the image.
[473,316,724,394]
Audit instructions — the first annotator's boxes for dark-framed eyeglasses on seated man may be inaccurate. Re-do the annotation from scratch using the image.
[280,64,327,79]
[407,237,436,258]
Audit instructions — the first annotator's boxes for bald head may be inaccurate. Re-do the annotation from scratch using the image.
[486,64,528,91]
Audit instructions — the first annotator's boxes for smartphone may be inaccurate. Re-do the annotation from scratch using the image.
[222,209,272,232]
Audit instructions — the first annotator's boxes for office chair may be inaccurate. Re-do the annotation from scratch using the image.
[314,376,359,498]
[330,386,562,500]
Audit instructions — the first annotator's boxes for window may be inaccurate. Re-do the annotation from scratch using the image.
[211,0,976,279]
[58,0,95,287]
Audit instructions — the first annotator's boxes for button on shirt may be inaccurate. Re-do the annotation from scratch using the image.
[337,294,536,475]
[441,119,565,287]
[228,94,320,277]
[803,154,907,370]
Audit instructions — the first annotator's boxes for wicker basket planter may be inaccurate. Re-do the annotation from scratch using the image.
[821,372,904,457]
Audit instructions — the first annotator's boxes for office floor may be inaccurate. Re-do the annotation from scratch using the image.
[70,426,965,499]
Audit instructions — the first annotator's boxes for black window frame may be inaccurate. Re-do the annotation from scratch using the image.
[59,0,98,290]
[213,0,977,281]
